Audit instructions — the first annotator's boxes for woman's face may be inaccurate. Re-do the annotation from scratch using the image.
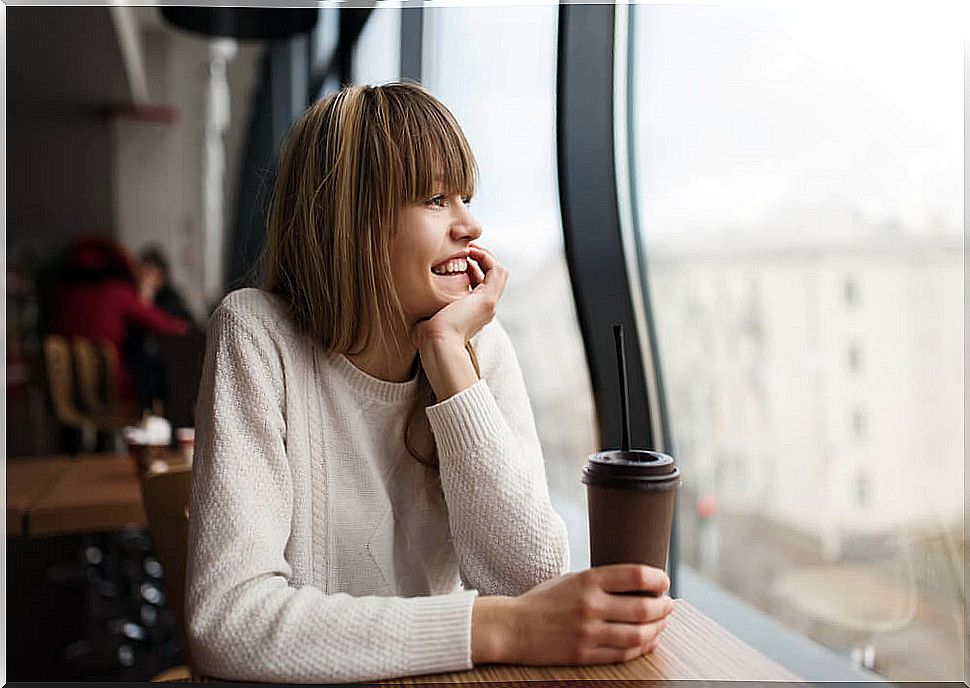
[390,189,482,322]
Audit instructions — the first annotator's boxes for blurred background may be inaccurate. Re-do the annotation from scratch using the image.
[4,1,966,682]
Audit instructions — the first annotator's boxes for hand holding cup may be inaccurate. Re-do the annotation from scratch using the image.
[473,564,674,666]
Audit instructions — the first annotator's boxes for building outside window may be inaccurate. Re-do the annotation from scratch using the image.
[843,278,860,308]
[630,4,964,679]
[847,342,863,373]
[850,408,867,441]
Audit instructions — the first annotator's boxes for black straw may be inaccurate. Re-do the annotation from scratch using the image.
[613,324,631,452]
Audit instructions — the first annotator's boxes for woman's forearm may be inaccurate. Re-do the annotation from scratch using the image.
[471,595,516,664]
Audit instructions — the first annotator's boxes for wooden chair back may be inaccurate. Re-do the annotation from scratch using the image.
[96,340,126,415]
[71,337,140,431]
[140,465,193,669]
[42,334,90,430]
[73,337,109,418]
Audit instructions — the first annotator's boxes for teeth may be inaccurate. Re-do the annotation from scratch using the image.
[432,258,468,275]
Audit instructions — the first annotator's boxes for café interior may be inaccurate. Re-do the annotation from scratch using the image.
[5,3,966,683]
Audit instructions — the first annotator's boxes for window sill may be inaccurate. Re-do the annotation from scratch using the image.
[678,565,882,681]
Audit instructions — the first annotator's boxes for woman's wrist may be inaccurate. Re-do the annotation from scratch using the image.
[417,333,478,400]
[471,595,517,664]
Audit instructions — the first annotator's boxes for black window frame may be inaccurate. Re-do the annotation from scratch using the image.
[556,2,679,594]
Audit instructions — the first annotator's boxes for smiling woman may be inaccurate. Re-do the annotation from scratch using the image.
[185,82,675,683]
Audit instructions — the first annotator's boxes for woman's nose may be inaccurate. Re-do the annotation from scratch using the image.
[451,209,482,242]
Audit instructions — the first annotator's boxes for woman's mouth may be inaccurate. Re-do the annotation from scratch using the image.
[431,257,468,276]
[430,257,470,290]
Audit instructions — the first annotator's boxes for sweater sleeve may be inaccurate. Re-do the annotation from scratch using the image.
[116,282,190,336]
[186,304,479,683]
[424,321,570,597]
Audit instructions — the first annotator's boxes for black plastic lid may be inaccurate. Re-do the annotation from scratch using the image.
[582,449,680,490]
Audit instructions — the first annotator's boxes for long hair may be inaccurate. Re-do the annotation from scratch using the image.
[263,82,479,468]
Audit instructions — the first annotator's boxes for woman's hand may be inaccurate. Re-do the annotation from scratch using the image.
[412,244,508,348]
[412,244,508,399]
[472,564,675,666]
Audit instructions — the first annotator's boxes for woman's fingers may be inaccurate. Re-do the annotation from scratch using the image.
[600,593,674,625]
[467,244,499,276]
[595,617,668,650]
[582,644,646,665]
[594,564,670,596]
[467,255,486,288]
[467,245,508,303]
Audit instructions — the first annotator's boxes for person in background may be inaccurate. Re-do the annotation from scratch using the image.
[125,246,199,414]
[186,83,674,684]
[46,235,190,404]
[137,246,196,325]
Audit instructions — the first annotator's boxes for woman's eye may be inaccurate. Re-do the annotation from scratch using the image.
[424,194,471,208]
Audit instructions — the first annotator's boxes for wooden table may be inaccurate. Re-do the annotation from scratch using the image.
[377,599,802,683]
[7,452,181,537]
[7,455,72,536]
[10,457,802,681]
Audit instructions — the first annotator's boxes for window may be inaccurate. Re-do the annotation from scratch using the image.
[630,5,964,680]
[843,278,860,308]
[422,5,599,569]
[850,408,867,441]
[352,8,401,85]
[854,470,871,507]
[847,342,863,373]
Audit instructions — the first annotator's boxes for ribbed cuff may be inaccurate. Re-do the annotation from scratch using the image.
[425,381,507,458]
[404,589,479,677]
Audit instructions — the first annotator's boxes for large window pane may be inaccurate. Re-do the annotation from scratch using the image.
[631,5,963,679]
[352,8,401,85]
[423,5,598,569]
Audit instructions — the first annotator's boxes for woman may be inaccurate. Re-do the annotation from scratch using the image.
[187,83,673,683]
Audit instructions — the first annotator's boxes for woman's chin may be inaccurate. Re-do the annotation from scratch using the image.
[431,275,470,298]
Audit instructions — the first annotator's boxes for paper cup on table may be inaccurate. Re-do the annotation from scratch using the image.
[124,416,173,476]
[124,437,168,476]
[176,427,195,466]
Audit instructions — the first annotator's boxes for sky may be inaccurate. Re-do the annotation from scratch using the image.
[632,4,965,241]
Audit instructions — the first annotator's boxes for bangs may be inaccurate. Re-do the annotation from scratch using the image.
[374,85,477,203]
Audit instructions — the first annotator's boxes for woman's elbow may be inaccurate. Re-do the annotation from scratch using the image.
[186,603,232,679]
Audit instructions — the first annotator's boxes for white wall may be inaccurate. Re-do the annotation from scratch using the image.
[112,21,264,321]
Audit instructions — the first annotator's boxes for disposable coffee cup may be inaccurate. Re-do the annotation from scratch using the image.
[176,427,195,466]
[126,440,168,476]
[583,449,680,596]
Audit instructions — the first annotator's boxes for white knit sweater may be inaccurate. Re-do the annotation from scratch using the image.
[186,288,570,683]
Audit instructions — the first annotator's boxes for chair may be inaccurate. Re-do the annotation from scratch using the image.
[43,334,96,451]
[140,465,194,680]
[157,330,207,430]
[72,337,140,432]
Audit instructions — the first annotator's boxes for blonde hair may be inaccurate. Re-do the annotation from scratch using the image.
[264,82,479,468]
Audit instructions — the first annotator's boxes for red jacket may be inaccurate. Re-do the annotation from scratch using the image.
[49,279,190,399]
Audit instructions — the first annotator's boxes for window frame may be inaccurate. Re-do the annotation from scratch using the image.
[556,2,679,593]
